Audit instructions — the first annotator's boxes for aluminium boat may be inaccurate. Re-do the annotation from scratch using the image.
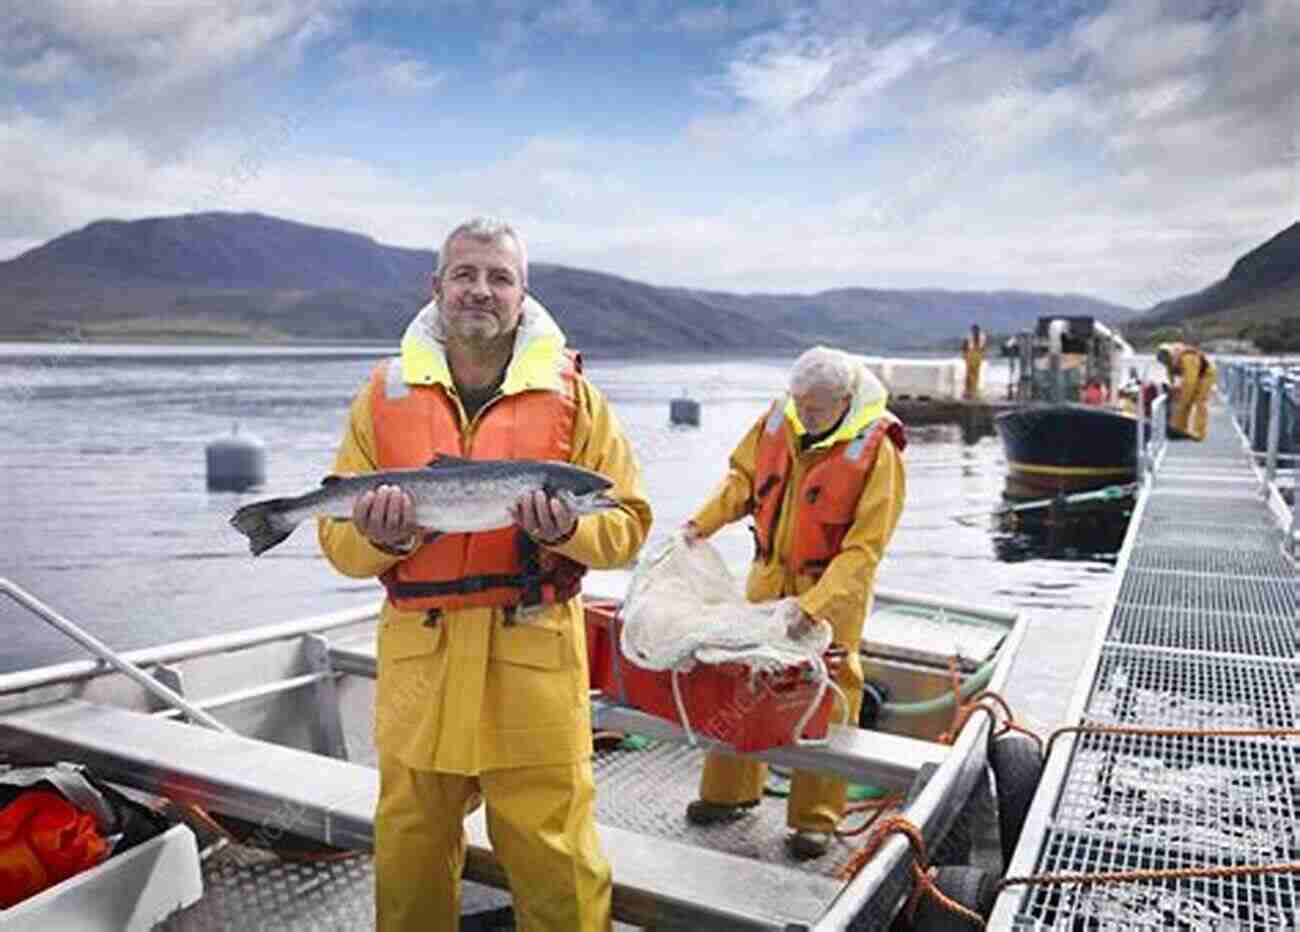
[0,579,1025,930]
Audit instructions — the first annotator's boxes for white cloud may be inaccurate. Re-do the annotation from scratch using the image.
[11,48,79,84]
[1,0,1297,312]
[339,43,445,96]
[0,1,343,149]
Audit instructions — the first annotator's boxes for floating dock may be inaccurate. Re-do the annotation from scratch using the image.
[990,370,1299,929]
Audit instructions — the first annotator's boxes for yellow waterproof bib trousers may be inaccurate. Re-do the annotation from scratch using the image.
[374,756,612,931]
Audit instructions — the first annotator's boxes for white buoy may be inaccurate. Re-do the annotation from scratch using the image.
[670,390,701,427]
[206,422,267,491]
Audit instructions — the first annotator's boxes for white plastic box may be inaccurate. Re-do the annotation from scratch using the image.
[860,356,965,400]
[2,824,203,931]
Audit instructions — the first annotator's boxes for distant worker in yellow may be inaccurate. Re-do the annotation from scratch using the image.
[319,217,652,930]
[1156,341,1216,440]
[962,324,986,400]
[680,346,906,860]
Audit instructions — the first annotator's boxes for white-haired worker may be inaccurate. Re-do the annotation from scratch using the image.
[681,346,907,860]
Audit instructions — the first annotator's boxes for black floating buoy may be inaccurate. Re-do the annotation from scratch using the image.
[670,392,701,427]
[206,423,267,491]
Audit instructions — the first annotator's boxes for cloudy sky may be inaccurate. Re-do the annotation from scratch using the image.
[1,0,1296,307]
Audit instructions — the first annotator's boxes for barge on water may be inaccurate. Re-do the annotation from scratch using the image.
[995,316,1142,499]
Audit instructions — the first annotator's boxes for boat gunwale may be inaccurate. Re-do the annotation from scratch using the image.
[0,587,1017,696]
[810,603,1028,930]
[0,602,380,695]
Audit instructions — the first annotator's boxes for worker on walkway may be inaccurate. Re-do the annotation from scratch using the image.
[1156,341,1216,440]
[680,346,906,860]
[962,324,986,400]
[319,218,652,930]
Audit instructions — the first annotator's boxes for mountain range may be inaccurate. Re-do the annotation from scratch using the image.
[0,212,1135,352]
[1136,221,1300,351]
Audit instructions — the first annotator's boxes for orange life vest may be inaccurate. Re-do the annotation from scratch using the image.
[750,403,906,578]
[368,352,587,616]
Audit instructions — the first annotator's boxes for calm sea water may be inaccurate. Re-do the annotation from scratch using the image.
[0,345,1120,730]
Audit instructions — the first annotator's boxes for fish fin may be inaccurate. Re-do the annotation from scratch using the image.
[426,455,472,468]
[320,474,344,486]
[229,498,300,556]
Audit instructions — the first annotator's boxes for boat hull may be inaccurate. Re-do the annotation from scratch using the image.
[995,404,1138,496]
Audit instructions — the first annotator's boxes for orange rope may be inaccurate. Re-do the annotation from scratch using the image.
[1000,861,1300,893]
[1043,723,1300,762]
[834,793,905,838]
[178,802,362,863]
[941,689,1044,755]
[836,816,986,926]
[833,684,1300,927]
[940,693,1300,922]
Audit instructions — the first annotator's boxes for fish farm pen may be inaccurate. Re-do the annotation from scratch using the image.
[989,362,1299,929]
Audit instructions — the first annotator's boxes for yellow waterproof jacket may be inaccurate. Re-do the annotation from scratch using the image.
[318,298,652,774]
[962,333,986,367]
[1157,342,1213,383]
[690,364,906,638]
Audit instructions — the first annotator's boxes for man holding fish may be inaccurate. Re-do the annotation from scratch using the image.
[317,218,651,931]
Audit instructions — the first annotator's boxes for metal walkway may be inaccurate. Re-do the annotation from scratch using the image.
[990,390,1299,930]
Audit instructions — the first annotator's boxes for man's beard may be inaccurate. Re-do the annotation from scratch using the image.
[441,300,512,347]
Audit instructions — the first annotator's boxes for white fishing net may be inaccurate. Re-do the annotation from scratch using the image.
[619,533,832,675]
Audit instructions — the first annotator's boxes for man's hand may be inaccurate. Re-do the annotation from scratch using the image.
[352,484,421,550]
[511,490,577,544]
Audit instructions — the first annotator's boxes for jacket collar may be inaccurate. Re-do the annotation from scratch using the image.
[783,358,889,450]
[398,294,570,395]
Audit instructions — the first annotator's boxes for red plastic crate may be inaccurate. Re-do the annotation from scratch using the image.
[582,597,619,694]
[592,608,841,753]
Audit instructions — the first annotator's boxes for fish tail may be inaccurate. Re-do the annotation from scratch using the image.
[229,498,300,556]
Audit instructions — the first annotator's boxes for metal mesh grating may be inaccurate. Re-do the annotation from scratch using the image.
[1150,480,1262,498]
[1107,603,1299,657]
[1013,828,1299,930]
[1117,569,1296,621]
[1084,649,1300,730]
[1139,498,1278,527]
[163,852,514,930]
[1133,518,1287,550]
[593,739,860,886]
[1023,730,1300,929]
[165,851,378,930]
[1127,543,1295,578]
[1009,403,1300,929]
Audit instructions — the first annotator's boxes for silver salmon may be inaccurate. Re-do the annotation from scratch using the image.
[230,456,618,556]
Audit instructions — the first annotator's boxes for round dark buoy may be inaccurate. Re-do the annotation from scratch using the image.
[206,423,267,491]
[670,395,701,427]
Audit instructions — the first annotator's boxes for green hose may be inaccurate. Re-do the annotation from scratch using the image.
[877,655,997,720]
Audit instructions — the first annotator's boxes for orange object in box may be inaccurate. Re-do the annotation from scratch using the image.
[584,599,841,753]
[0,790,109,909]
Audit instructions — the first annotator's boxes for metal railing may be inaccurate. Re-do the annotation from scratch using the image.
[1219,361,1299,557]
[1135,392,1168,485]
